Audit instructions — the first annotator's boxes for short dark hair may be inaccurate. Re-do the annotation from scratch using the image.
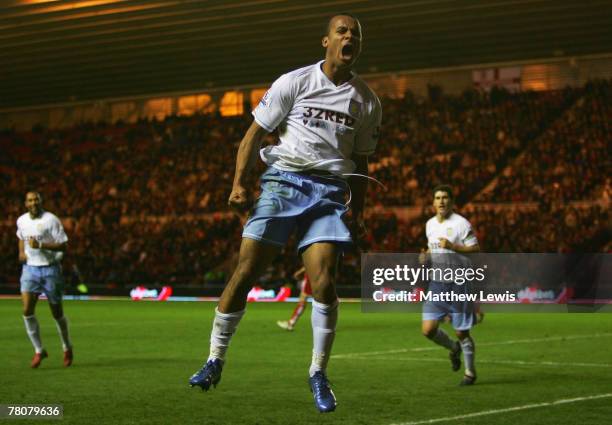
[25,191,42,201]
[324,13,360,36]
[432,184,453,200]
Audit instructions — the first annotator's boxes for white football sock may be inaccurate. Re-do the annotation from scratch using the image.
[54,316,72,351]
[208,307,245,363]
[460,337,476,376]
[431,328,458,352]
[23,315,43,353]
[309,299,338,377]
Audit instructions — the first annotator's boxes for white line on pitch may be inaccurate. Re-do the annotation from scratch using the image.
[387,393,612,425]
[332,333,612,359]
[347,355,612,369]
[0,320,173,330]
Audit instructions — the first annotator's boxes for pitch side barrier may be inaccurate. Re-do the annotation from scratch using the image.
[361,253,612,313]
[0,284,363,301]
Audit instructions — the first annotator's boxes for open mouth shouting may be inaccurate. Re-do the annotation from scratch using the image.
[341,44,355,61]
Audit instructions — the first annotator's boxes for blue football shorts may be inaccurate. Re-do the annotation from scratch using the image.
[20,264,64,304]
[422,281,476,331]
[242,167,352,252]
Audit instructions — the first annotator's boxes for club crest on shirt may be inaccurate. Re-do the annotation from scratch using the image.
[348,99,361,118]
[446,227,453,237]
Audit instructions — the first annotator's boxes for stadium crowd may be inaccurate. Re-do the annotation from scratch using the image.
[370,85,577,206]
[479,79,611,203]
[1,81,609,288]
[0,85,584,217]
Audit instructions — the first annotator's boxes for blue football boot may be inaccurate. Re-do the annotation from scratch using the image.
[189,359,223,391]
[309,371,337,413]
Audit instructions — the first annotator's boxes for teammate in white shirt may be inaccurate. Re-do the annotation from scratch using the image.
[189,13,382,413]
[16,191,73,368]
[421,185,480,385]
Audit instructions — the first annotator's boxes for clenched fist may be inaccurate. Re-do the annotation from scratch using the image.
[228,185,251,212]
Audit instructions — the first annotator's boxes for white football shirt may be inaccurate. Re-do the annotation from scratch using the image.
[426,212,478,282]
[253,60,382,175]
[16,211,68,266]
[426,212,478,254]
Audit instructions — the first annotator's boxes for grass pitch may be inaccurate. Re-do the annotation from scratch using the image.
[1,300,611,425]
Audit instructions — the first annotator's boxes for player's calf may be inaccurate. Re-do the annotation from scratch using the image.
[449,343,462,372]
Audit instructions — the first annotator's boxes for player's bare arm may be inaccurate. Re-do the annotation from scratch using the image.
[18,239,26,263]
[437,238,480,253]
[228,121,269,212]
[28,239,67,252]
[418,248,430,264]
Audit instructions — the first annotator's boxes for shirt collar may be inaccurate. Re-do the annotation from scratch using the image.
[316,60,356,87]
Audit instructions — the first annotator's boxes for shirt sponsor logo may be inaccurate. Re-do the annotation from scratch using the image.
[302,107,356,127]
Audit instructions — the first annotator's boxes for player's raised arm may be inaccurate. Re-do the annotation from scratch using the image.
[228,120,269,212]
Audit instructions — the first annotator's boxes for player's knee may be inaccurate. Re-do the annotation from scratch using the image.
[22,299,36,316]
[456,330,470,340]
[309,270,336,301]
[423,329,437,339]
[311,285,336,303]
[422,325,437,339]
[50,306,63,319]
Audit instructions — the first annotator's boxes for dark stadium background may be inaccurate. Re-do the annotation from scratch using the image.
[0,0,610,298]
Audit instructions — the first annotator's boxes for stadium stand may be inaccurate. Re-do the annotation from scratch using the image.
[1,82,609,289]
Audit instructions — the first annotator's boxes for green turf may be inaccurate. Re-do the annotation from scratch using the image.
[1,300,611,425]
